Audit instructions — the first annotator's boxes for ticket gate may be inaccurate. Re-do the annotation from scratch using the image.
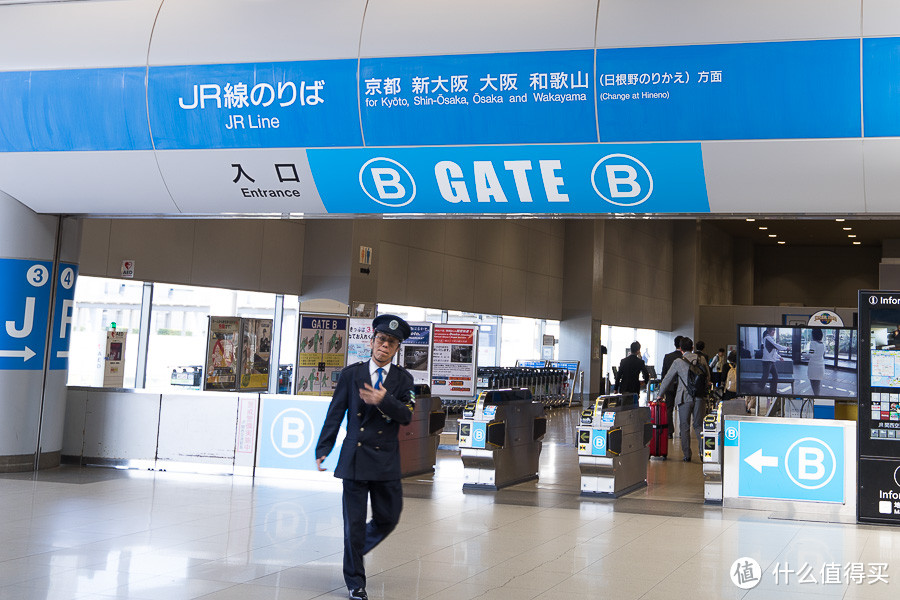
[701,398,746,503]
[457,388,547,490]
[399,385,447,478]
[577,394,651,497]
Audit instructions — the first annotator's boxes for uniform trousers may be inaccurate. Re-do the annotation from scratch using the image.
[342,478,403,590]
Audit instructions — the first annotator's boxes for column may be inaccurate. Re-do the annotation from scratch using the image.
[0,191,81,471]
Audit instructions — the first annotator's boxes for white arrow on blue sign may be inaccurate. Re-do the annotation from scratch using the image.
[0,258,53,370]
[726,420,844,503]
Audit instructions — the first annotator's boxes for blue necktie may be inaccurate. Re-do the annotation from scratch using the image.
[375,368,384,390]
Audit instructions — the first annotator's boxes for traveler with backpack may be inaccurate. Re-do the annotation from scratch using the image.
[761,327,787,396]
[656,336,711,462]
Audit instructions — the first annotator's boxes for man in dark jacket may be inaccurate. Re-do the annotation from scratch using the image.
[659,335,683,439]
[316,314,415,600]
[656,336,711,462]
[614,341,650,395]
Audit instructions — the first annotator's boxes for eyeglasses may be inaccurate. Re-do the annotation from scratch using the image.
[374,334,400,348]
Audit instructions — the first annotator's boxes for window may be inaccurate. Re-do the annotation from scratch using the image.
[67,276,143,387]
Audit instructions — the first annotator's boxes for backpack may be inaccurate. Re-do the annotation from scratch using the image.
[681,357,708,398]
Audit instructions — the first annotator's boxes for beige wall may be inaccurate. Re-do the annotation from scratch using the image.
[754,245,880,307]
[600,219,675,331]
[699,221,734,305]
[376,219,565,319]
[78,218,306,295]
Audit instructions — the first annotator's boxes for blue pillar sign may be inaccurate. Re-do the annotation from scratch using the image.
[724,420,845,503]
[0,258,53,370]
[50,263,78,370]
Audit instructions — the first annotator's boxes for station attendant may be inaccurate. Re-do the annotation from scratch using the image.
[315,315,415,600]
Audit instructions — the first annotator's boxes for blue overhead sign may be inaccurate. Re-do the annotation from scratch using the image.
[148,59,362,149]
[596,39,861,141]
[360,50,595,146]
[0,258,53,370]
[0,68,150,152]
[307,143,709,214]
[863,37,900,137]
[726,419,845,503]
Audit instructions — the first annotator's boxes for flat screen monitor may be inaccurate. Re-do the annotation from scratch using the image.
[736,324,858,399]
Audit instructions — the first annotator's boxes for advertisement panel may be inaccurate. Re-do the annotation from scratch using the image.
[297,315,347,395]
[205,316,240,390]
[398,323,432,386]
[239,318,273,390]
[431,324,478,396]
[346,318,373,365]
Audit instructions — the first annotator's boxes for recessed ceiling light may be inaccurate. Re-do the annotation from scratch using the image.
[848,234,857,238]
[746,218,755,222]
[853,241,861,245]
[759,226,768,230]
[842,227,852,231]
[836,218,845,222]
[777,241,786,245]
[768,234,777,238]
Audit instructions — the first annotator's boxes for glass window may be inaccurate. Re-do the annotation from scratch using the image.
[68,276,144,387]
[145,284,275,390]
[636,328,657,370]
[499,316,542,367]
[544,320,560,362]
[278,295,299,393]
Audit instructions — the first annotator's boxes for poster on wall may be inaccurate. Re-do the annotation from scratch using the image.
[239,318,273,390]
[347,318,373,365]
[103,330,127,388]
[399,323,432,386]
[297,314,348,395]
[205,316,240,390]
[431,324,478,396]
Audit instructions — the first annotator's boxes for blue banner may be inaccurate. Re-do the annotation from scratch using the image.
[863,37,900,136]
[0,68,150,152]
[308,143,709,214]
[148,59,362,149]
[257,396,345,471]
[360,50,595,146]
[596,39,861,141]
[0,258,53,370]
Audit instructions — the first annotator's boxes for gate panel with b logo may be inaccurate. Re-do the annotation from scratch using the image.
[257,396,346,472]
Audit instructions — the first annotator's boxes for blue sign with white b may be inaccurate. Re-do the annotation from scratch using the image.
[471,422,487,449]
[257,397,345,471]
[308,143,709,215]
[727,420,844,503]
[591,429,607,456]
[0,258,54,371]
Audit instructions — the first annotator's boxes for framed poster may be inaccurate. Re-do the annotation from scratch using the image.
[431,324,478,396]
[239,318,273,390]
[297,314,348,395]
[399,322,432,386]
[205,316,240,390]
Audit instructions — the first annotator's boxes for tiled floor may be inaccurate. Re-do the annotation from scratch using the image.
[1,406,898,599]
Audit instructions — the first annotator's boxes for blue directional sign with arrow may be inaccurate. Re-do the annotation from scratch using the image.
[0,258,53,370]
[49,263,78,370]
[725,419,845,503]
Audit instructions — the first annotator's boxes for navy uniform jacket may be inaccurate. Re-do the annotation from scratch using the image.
[315,361,415,481]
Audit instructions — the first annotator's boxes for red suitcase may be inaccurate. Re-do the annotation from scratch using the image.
[649,400,668,459]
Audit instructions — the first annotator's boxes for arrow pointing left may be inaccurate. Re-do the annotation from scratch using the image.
[0,347,36,362]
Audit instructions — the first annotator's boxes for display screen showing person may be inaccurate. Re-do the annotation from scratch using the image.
[314,314,415,600]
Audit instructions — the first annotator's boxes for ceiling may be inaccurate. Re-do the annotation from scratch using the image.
[709,217,900,247]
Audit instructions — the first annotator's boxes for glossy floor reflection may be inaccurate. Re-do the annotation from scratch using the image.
[0,407,897,599]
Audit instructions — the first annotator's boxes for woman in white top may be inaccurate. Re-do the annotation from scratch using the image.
[805,328,826,396]
[760,327,787,396]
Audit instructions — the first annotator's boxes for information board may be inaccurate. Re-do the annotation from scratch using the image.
[431,324,478,396]
[297,314,347,396]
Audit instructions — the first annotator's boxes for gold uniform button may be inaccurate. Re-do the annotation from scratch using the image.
[357,442,362,447]
[375,446,380,450]
[377,431,383,435]
[360,427,365,432]
[357,412,362,417]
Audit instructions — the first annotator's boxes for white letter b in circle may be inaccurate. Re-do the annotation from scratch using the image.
[798,446,825,480]
[281,417,305,449]
[605,165,640,198]
[371,168,405,200]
